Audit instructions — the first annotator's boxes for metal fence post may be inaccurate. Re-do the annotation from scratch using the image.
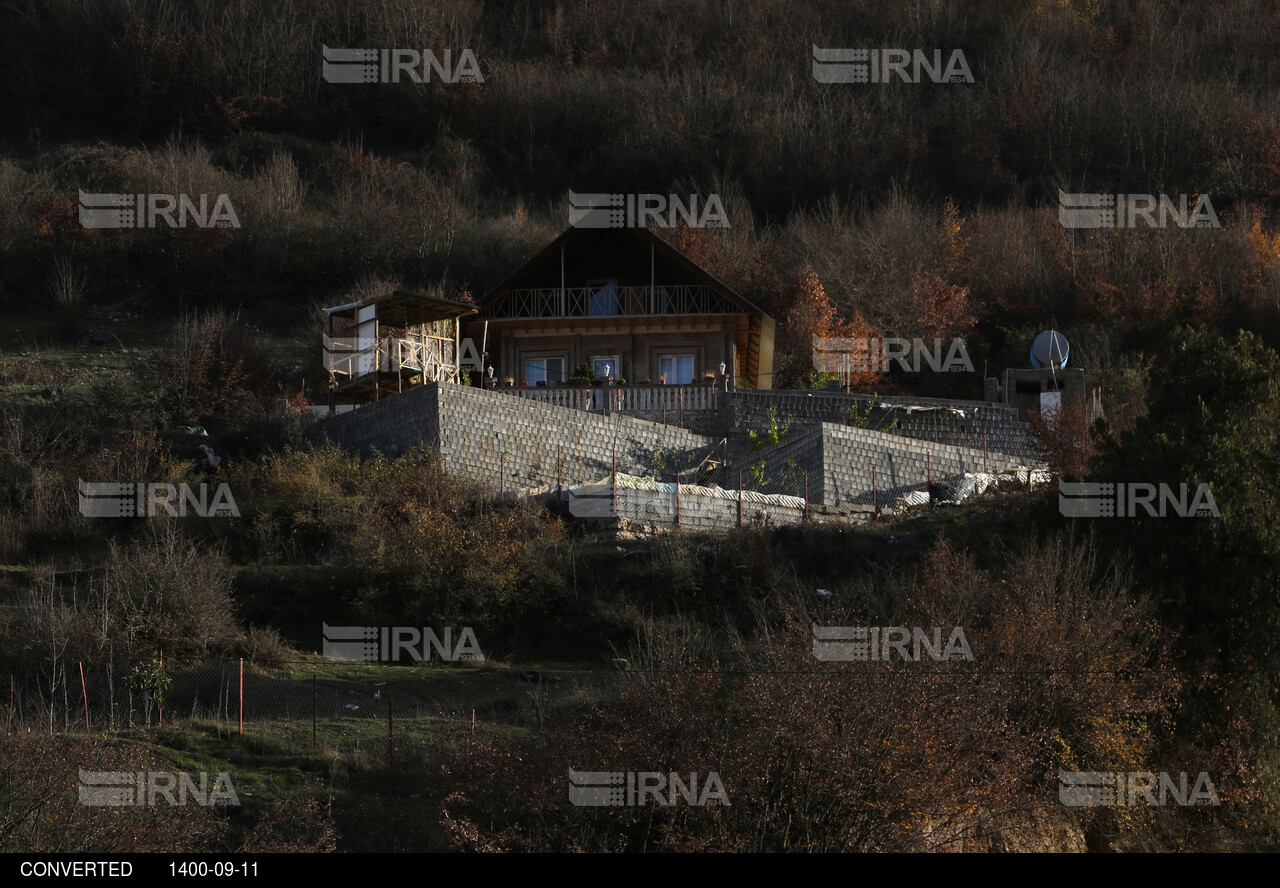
[676,470,681,526]
[738,470,743,528]
[388,697,394,765]
[238,658,243,736]
[612,449,617,517]
[872,466,877,517]
[804,472,809,523]
[312,673,317,754]
[79,662,89,733]
[500,452,505,499]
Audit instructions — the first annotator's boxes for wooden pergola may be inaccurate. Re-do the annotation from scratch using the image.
[323,290,478,402]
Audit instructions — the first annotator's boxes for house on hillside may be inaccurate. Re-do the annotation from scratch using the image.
[323,290,477,402]
[468,225,775,389]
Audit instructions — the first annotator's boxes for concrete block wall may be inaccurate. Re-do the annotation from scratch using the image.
[818,423,1030,507]
[324,383,720,492]
[434,383,720,490]
[322,384,1044,525]
[721,389,1037,465]
[725,421,824,498]
[323,383,441,458]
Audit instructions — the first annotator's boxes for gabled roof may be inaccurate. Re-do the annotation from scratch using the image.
[481,225,771,320]
[324,290,478,327]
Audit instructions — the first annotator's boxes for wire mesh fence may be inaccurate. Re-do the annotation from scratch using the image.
[5,658,508,760]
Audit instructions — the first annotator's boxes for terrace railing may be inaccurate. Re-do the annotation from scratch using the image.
[480,285,736,319]
[325,335,458,383]
[496,382,720,425]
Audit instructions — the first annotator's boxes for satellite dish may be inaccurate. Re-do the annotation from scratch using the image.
[1030,330,1069,369]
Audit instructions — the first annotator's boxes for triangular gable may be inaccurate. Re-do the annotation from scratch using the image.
[481,225,770,320]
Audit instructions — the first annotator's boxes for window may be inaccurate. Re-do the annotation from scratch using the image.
[592,355,620,380]
[658,354,695,385]
[525,357,565,385]
[588,280,617,316]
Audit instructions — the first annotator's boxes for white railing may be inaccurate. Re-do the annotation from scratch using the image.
[480,285,735,319]
[499,383,719,416]
[325,336,458,382]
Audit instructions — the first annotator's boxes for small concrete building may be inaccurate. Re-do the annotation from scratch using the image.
[1000,367,1090,423]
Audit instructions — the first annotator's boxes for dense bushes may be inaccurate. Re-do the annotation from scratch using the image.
[401,534,1243,851]
[3,2,1280,382]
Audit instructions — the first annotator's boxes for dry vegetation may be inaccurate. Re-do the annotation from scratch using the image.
[1,0,1279,853]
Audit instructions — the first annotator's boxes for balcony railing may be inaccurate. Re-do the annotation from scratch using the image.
[480,285,736,319]
[494,382,720,420]
[324,335,458,382]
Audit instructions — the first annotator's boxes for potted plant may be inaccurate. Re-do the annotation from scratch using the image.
[505,376,514,387]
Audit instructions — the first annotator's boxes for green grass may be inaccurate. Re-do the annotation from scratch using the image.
[49,657,620,850]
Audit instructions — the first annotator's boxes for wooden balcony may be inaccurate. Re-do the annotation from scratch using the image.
[325,335,460,396]
[480,285,737,320]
